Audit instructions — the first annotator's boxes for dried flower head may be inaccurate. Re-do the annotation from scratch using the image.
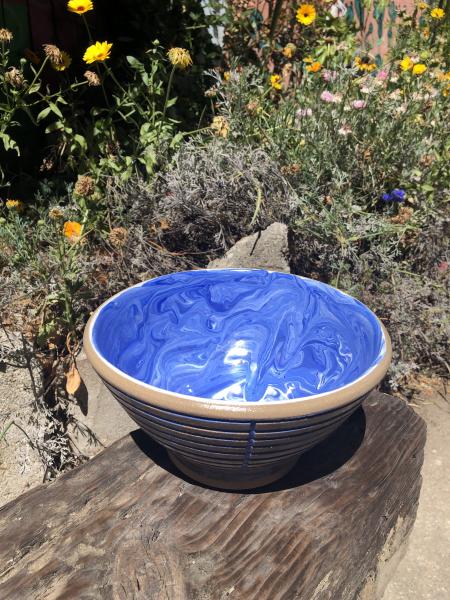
[40,157,55,172]
[246,100,260,113]
[74,175,95,197]
[51,51,72,71]
[84,70,101,86]
[390,206,414,224]
[108,227,128,247]
[204,86,218,98]
[43,44,64,67]
[167,47,192,69]
[281,163,301,175]
[5,199,24,212]
[49,207,64,220]
[4,67,25,89]
[0,28,13,43]
[210,116,229,138]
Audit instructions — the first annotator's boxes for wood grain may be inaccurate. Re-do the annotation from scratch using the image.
[0,392,426,600]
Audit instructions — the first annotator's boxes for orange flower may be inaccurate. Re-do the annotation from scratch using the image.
[306,61,322,73]
[63,221,82,242]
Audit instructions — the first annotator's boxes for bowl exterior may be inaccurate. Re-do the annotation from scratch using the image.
[101,377,368,489]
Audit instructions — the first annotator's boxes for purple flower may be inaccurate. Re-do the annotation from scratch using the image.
[320,90,342,103]
[381,189,406,202]
[322,69,338,82]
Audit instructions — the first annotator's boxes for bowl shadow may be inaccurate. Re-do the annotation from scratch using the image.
[130,406,366,494]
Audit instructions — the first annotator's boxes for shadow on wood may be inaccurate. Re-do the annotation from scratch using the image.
[0,392,425,600]
[130,405,366,493]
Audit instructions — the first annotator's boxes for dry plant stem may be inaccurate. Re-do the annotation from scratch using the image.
[81,14,110,108]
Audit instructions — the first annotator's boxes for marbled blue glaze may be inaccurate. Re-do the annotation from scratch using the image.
[92,269,385,402]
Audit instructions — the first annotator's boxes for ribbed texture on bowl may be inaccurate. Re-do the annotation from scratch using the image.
[104,379,367,488]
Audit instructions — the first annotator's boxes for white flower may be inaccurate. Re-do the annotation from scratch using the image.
[296,107,313,118]
[330,0,347,18]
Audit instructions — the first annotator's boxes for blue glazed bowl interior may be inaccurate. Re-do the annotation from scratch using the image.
[91,269,386,403]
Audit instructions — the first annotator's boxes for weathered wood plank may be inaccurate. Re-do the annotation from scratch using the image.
[0,392,426,600]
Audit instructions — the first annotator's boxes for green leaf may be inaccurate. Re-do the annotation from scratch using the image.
[45,121,64,134]
[49,102,63,118]
[73,134,87,151]
[0,132,20,155]
[37,107,52,122]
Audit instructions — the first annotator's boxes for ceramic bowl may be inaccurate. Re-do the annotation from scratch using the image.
[83,269,391,489]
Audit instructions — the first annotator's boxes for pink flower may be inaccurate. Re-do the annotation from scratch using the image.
[338,124,352,136]
[322,69,338,82]
[351,99,367,109]
[321,90,335,103]
[377,70,388,81]
[320,90,342,103]
[437,261,448,273]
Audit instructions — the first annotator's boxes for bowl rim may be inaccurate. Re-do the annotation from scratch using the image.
[83,268,392,420]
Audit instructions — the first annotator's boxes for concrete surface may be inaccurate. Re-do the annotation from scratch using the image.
[383,386,450,600]
[68,350,135,458]
[0,331,45,507]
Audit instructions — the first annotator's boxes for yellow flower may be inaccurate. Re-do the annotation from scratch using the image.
[430,7,444,18]
[5,199,24,212]
[296,4,317,25]
[303,56,314,63]
[63,221,82,242]
[355,56,377,72]
[282,43,297,59]
[422,26,430,38]
[51,51,72,71]
[167,47,192,69]
[399,56,414,71]
[270,74,282,90]
[210,116,229,138]
[223,71,230,81]
[412,63,427,75]
[418,1,428,8]
[83,41,112,64]
[306,61,322,73]
[67,0,93,14]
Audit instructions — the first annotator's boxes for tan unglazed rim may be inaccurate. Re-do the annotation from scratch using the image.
[83,270,392,420]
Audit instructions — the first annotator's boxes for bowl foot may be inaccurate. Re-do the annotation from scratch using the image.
[168,452,299,490]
